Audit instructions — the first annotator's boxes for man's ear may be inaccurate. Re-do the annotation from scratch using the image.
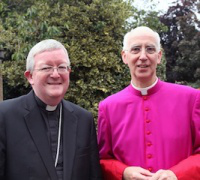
[121,50,128,64]
[24,71,34,85]
[157,50,162,64]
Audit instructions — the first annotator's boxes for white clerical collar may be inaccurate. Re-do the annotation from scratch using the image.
[131,77,158,95]
[46,105,57,111]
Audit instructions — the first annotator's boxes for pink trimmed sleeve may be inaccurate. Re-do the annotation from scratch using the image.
[100,159,128,180]
[170,91,200,179]
[97,101,113,159]
[170,154,200,180]
[98,101,128,179]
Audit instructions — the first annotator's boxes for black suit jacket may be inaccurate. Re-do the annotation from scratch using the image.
[0,91,102,180]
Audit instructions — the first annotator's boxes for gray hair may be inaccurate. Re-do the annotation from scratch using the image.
[122,26,161,51]
[26,39,70,72]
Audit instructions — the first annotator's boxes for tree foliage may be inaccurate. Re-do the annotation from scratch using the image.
[0,0,166,119]
[160,0,200,87]
[0,0,132,118]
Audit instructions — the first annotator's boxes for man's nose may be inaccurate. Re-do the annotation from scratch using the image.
[50,68,60,77]
[139,48,148,60]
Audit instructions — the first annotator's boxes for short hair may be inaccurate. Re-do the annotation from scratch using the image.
[122,26,161,51]
[26,39,70,72]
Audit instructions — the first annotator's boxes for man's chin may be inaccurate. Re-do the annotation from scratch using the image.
[47,91,65,98]
[51,93,64,98]
[135,73,152,79]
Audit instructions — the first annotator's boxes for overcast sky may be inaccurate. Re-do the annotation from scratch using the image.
[132,0,199,19]
[132,0,178,14]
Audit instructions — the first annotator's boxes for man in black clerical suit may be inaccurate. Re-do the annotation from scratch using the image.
[0,39,102,180]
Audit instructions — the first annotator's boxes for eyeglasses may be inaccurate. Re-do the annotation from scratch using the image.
[34,65,71,74]
[125,46,157,54]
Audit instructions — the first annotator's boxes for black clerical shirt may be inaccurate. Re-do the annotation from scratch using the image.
[35,95,63,180]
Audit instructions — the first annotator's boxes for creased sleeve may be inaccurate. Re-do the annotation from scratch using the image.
[170,154,200,180]
[97,101,113,159]
[97,101,128,180]
[192,91,200,153]
[100,159,128,180]
[170,91,200,179]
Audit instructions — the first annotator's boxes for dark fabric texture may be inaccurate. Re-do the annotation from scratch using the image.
[0,91,103,180]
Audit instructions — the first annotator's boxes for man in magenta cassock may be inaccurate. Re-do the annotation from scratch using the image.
[97,26,200,180]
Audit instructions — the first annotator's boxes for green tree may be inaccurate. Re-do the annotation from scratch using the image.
[0,0,167,120]
[160,0,200,87]
[0,0,132,119]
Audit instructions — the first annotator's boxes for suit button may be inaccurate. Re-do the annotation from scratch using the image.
[148,167,153,172]
[147,142,152,146]
[143,96,148,100]
[146,119,151,123]
[145,107,149,111]
[147,154,153,159]
[146,131,151,135]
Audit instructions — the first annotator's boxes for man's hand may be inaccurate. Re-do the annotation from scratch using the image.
[123,166,154,180]
[149,170,177,180]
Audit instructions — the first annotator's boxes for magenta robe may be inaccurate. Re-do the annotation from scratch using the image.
[98,80,200,173]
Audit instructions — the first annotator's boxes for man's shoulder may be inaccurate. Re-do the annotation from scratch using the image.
[62,99,91,115]
[100,85,131,105]
[0,94,28,111]
[161,81,199,94]
[62,100,94,126]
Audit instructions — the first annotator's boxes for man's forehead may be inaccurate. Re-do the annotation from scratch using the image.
[130,43,156,47]
[127,33,157,45]
[35,48,65,56]
[131,27,156,35]
[128,38,157,46]
[130,32,156,39]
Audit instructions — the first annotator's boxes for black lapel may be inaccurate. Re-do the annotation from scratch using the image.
[24,92,58,180]
[62,101,78,180]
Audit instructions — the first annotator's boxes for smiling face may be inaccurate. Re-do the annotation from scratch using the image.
[122,29,162,88]
[25,49,70,106]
